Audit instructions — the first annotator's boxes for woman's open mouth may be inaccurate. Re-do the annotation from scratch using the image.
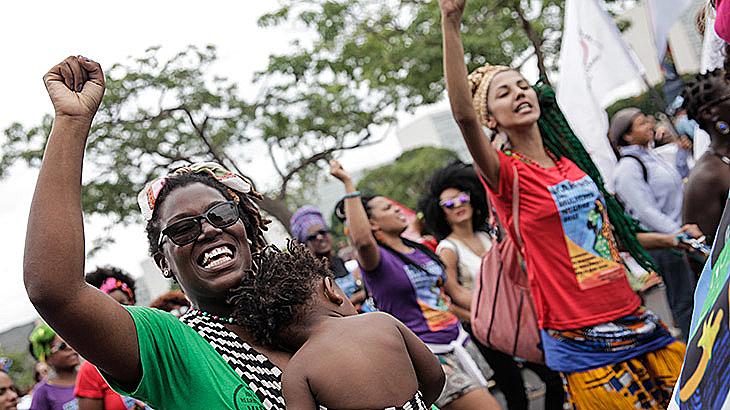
[198,245,235,269]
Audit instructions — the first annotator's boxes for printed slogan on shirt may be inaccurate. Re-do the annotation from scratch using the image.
[548,176,625,290]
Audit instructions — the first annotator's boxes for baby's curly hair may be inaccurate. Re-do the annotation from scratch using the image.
[229,241,333,348]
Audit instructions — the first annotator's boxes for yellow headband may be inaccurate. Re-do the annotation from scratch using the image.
[468,63,511,127]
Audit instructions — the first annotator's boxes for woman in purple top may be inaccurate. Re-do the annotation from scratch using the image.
[28,325,79,410]
[329,160,501,410]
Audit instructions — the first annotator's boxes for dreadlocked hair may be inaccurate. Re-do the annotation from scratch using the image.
[419,161,489,240]
[85,266,137,295]
[532,80,657,273]
[145,171,269,259]
[228,242,333,349]
[335,195,447,272]
[681,68,726,124]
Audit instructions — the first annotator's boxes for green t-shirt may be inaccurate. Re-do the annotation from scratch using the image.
[102,306,265,410]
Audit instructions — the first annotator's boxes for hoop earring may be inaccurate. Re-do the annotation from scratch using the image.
[716,120,730,135]
[162,268,172,278]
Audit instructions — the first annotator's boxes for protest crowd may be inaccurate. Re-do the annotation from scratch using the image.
[5,0,730,410]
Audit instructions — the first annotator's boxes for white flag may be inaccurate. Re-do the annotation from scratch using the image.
[647,0,694,62]
[556,0,645,190]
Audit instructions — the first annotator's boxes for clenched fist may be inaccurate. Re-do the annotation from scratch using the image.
[43,56,105,121]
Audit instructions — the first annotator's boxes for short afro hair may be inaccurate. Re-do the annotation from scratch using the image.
[85,266,137,296]
[229,242,333,348]
[418,161,489,240]
[681,68,728,125]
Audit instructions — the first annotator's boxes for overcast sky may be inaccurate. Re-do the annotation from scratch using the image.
[0,1,432,333]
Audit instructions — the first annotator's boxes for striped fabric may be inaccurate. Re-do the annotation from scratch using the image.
[180,312,286,410]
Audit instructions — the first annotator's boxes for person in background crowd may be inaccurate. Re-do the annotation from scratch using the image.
[420,161,565,410]
[330,159,502,410]
[682,69,730,248]
[291,205,366,309]
[76,267,149,410]
[28,324,78,410]
[0,370,19,410]
[148,290,190,318]
[33,364,49,386]
[610,108,698,340]
[439,0,699,407]
[17,361,51,409]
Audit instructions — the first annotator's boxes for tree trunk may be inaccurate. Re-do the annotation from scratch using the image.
[514,1,551,86]
[256,194,294,234]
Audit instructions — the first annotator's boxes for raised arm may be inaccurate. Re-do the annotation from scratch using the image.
[24,57,141,388]
[440,0,500,189]
[329,160,381,271]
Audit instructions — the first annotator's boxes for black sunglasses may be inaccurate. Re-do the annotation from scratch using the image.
[50,341,72,354]
[305,229,330,242]
[159,201,240,247]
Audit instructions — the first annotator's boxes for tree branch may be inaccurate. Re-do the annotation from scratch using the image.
[513,0,551,85]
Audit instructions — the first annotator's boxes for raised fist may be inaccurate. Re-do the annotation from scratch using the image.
[43,56,105,120]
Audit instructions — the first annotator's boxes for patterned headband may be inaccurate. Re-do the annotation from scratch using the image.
[137,162,252,221]
[99,277,135,303]
[467,63,511,127]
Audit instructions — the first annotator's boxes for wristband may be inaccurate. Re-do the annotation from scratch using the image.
[343,191,361,199]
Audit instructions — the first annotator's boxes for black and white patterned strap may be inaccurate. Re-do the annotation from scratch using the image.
[180,312,286,410]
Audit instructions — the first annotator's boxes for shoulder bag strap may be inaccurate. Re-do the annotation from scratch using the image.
[510,163,524,251]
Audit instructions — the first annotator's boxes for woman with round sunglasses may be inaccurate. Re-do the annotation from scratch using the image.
[27,324,79,410]
[24,57,283,410]
[419,162,565,410]
[329,159,502,410]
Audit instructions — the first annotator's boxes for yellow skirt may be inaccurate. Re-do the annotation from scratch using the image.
[562,341,686,410]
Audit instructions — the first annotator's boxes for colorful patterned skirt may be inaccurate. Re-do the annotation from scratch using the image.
[562,341,685,409]
[542,309,686,409]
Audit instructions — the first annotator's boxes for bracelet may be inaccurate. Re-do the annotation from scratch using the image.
[343,191,361,199]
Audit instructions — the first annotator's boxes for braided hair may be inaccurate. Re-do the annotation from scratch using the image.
[531,80,657,273]
[145,172,269,259]
[419,161,489,240]
[681,68,727,127]
[334,196,446,273]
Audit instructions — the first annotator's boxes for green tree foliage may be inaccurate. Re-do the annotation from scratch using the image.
[1,45,386,237]
[257,0,632,111]
[1,349,35,392]
[2,1,635,243]
[356,146,460,209]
